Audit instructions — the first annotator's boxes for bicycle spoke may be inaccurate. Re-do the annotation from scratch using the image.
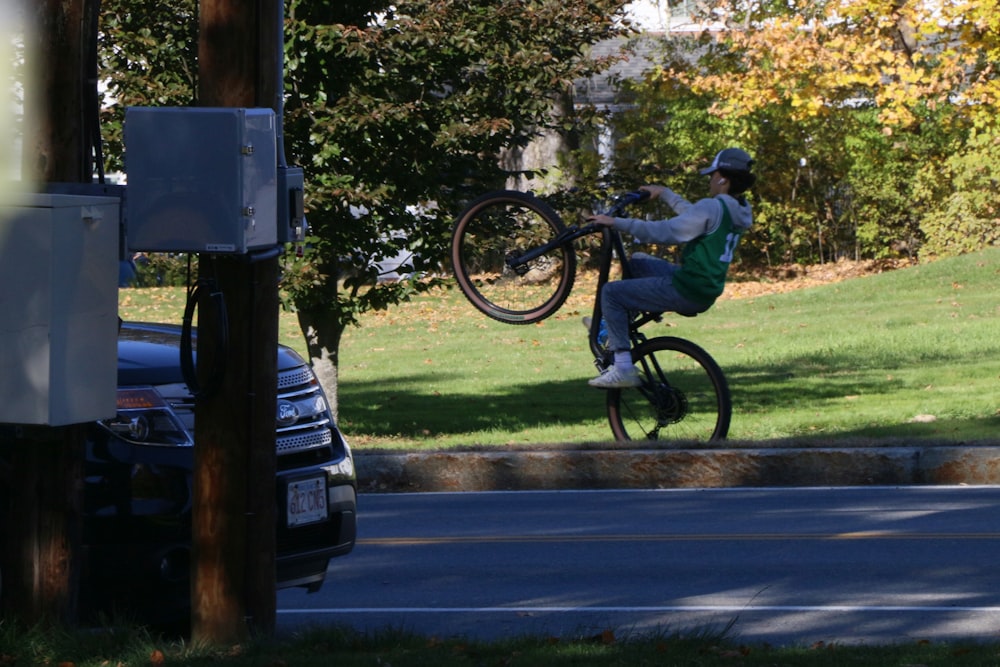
[607,336,730,442]
[452,191,575,324]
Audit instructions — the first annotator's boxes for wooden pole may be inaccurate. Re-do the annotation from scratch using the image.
[0,427,83,626]
[0,0,98,627]
[191,0,280,643]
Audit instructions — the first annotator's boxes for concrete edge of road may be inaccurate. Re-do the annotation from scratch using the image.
[353,442,1000,493]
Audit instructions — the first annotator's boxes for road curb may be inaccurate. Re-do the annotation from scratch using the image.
[354,444,1000,492]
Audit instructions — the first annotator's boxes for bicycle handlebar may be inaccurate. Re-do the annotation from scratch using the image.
[505,190,651,269]
[605,190,651,216]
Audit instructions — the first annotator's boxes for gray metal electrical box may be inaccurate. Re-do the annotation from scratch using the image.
[124,107,278,253]
[0,193,119,425]
[277,166,305,245]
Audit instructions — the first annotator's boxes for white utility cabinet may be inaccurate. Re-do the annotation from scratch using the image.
[0,193,119,425]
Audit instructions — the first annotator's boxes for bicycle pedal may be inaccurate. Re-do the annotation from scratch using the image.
[594,350,613,371]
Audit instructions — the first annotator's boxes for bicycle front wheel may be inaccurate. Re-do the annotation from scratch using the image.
[606,336,731,443]
[451,190,576,324]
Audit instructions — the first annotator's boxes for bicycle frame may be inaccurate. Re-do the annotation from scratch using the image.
[586,226,666,359]
[501,191,662,361]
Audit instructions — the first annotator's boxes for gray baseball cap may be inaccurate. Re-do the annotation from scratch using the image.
[699,148,754,175]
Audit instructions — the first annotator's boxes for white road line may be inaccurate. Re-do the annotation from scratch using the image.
[279,605,1000,614]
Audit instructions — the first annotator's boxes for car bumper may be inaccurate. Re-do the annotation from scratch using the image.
[277,483,357,591]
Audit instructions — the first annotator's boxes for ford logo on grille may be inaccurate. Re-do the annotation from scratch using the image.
[276,400,300,426]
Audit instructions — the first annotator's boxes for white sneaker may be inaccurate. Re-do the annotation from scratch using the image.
[588,365,642,389]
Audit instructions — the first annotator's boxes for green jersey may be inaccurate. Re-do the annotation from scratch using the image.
[673,199,742,306]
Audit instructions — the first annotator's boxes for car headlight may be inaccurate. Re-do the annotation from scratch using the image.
[98,387,194,447]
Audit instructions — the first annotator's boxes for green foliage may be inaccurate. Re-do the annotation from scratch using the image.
[279,0,630,327]
[98,0,199,173]
[915,132,1000,258]
[130,252,194,287]
[593,1,1000,265]
[606,53,729,189]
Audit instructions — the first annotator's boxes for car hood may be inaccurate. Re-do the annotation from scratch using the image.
[118,321,308,387]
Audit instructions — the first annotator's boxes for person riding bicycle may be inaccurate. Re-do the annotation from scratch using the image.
[585,147,756,389]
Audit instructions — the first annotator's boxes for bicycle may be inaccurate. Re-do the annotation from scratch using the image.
[450,189,732,442]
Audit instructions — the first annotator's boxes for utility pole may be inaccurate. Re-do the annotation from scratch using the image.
[190,0,281,643]
[0,0,101,626]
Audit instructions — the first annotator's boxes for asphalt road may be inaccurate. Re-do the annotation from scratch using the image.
[276,486,1000,646]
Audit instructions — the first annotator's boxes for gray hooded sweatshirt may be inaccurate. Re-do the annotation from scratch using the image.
[611,189,753,305]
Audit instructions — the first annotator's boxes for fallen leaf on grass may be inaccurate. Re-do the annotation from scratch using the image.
[910,414,937,423]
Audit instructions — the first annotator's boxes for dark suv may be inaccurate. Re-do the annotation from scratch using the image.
[1,321,357,624]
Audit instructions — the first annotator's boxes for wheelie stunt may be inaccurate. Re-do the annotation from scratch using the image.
[450,147,756,442]
[585,148,755,388]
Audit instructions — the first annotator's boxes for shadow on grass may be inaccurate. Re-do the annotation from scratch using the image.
[338,336,998,445]
[339,372,607,439]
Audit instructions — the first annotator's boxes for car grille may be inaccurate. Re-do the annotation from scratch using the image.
[152,365,344,470]
[277,427,331,454]
[277,367,313,391]
[275,366,340,471]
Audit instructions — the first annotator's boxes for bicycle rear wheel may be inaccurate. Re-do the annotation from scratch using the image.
[606,336,731,442]
[451,190,575,324]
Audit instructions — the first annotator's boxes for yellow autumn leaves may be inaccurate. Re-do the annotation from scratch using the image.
[671,0,999,130]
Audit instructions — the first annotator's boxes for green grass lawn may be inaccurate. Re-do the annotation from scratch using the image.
[118,248,1000,450]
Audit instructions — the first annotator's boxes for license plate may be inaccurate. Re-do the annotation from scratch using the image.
[287,475,328,527]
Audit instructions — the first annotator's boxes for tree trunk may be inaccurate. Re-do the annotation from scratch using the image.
[296,308,344,422]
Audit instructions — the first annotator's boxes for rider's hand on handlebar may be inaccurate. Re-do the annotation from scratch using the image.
[639,184,669,200]
[587,214,616,227]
